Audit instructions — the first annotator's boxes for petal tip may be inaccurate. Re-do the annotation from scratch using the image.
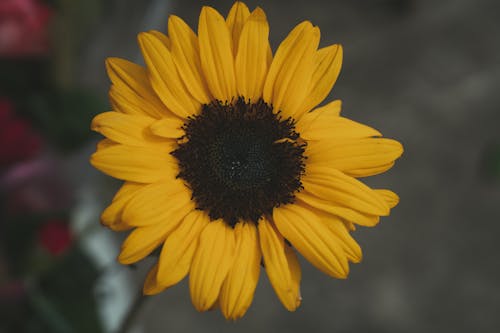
[117,252,131,265]
[201,5,220,17]
[398,142,404,156]
[168,14,183,28]
[229,1,250,14]
[137,31,155,45]
[105,57,117,69]
[298,20,313,29]
[250,7,267,20]
[89,153,98,167]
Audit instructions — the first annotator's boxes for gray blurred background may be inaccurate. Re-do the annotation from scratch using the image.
[76,0,500,332]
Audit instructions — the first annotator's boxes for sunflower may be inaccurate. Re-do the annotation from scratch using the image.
[90,1,403,320]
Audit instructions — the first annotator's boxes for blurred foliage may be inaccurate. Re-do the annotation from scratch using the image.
[0,0,107,152]
[0,65,103,152]
[0,59,51,95]
[0,249,103,333]
[1,0,108,332]
[0,62,103,151]
[34,249,103,333]
[0,192,102,333]
[0,207,102,333]
[51,0,105,87]
[23,89,102,152]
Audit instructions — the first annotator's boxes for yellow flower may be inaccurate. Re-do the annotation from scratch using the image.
[90,1,403,320]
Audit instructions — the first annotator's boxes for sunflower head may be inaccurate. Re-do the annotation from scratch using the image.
[90,1,403,320]
[172,97,306,226]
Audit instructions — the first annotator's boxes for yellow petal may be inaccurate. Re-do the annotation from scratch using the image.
[108,85,142,116]
[149,117,185,139]
[168,15,211,104]
[122,179,193,229]
[296,44,343,117]
[258,218,301,311]
[296,99,341,132]
[263,21,320,118]
[101,182,143,231]
[273,204,349,278]
[306,116,381,141]
[138,32,200,118]
[226,1,250,55]
[97,138,117,150]
[156,210,209,288]
[90,144,178,183]
[198,6,237,102]
[296,190,380,227]
[143,264,166,295]
[326,222,362,264]
[306,138,403,177]
[284,243,302,303]
[91,112,171,146]
[344,221,357,231]
[297,111,382,141]
[305,204,362,263]
[189,220,235,312]
[118,223,170,265]
[235,7,271,102]
[220,222,261,320]
[106,58,168,118]
[147,29,171,49]
[303,165,390,216]
[374,189,400,208]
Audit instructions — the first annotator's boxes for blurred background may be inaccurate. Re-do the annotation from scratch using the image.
[0,0,499,332]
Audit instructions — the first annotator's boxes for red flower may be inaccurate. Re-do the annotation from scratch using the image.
[38,220,73,256]
[0,0,52,57]
[0,98,42,167]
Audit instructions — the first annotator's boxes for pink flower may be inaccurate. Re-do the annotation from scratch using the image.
[0,0,52,57]
[38,219,73,256]
[1,156,72,214]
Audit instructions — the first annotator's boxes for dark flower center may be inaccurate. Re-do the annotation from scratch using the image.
[172,98,306,227]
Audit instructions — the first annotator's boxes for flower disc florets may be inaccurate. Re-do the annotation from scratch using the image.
[172,97,306,226]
